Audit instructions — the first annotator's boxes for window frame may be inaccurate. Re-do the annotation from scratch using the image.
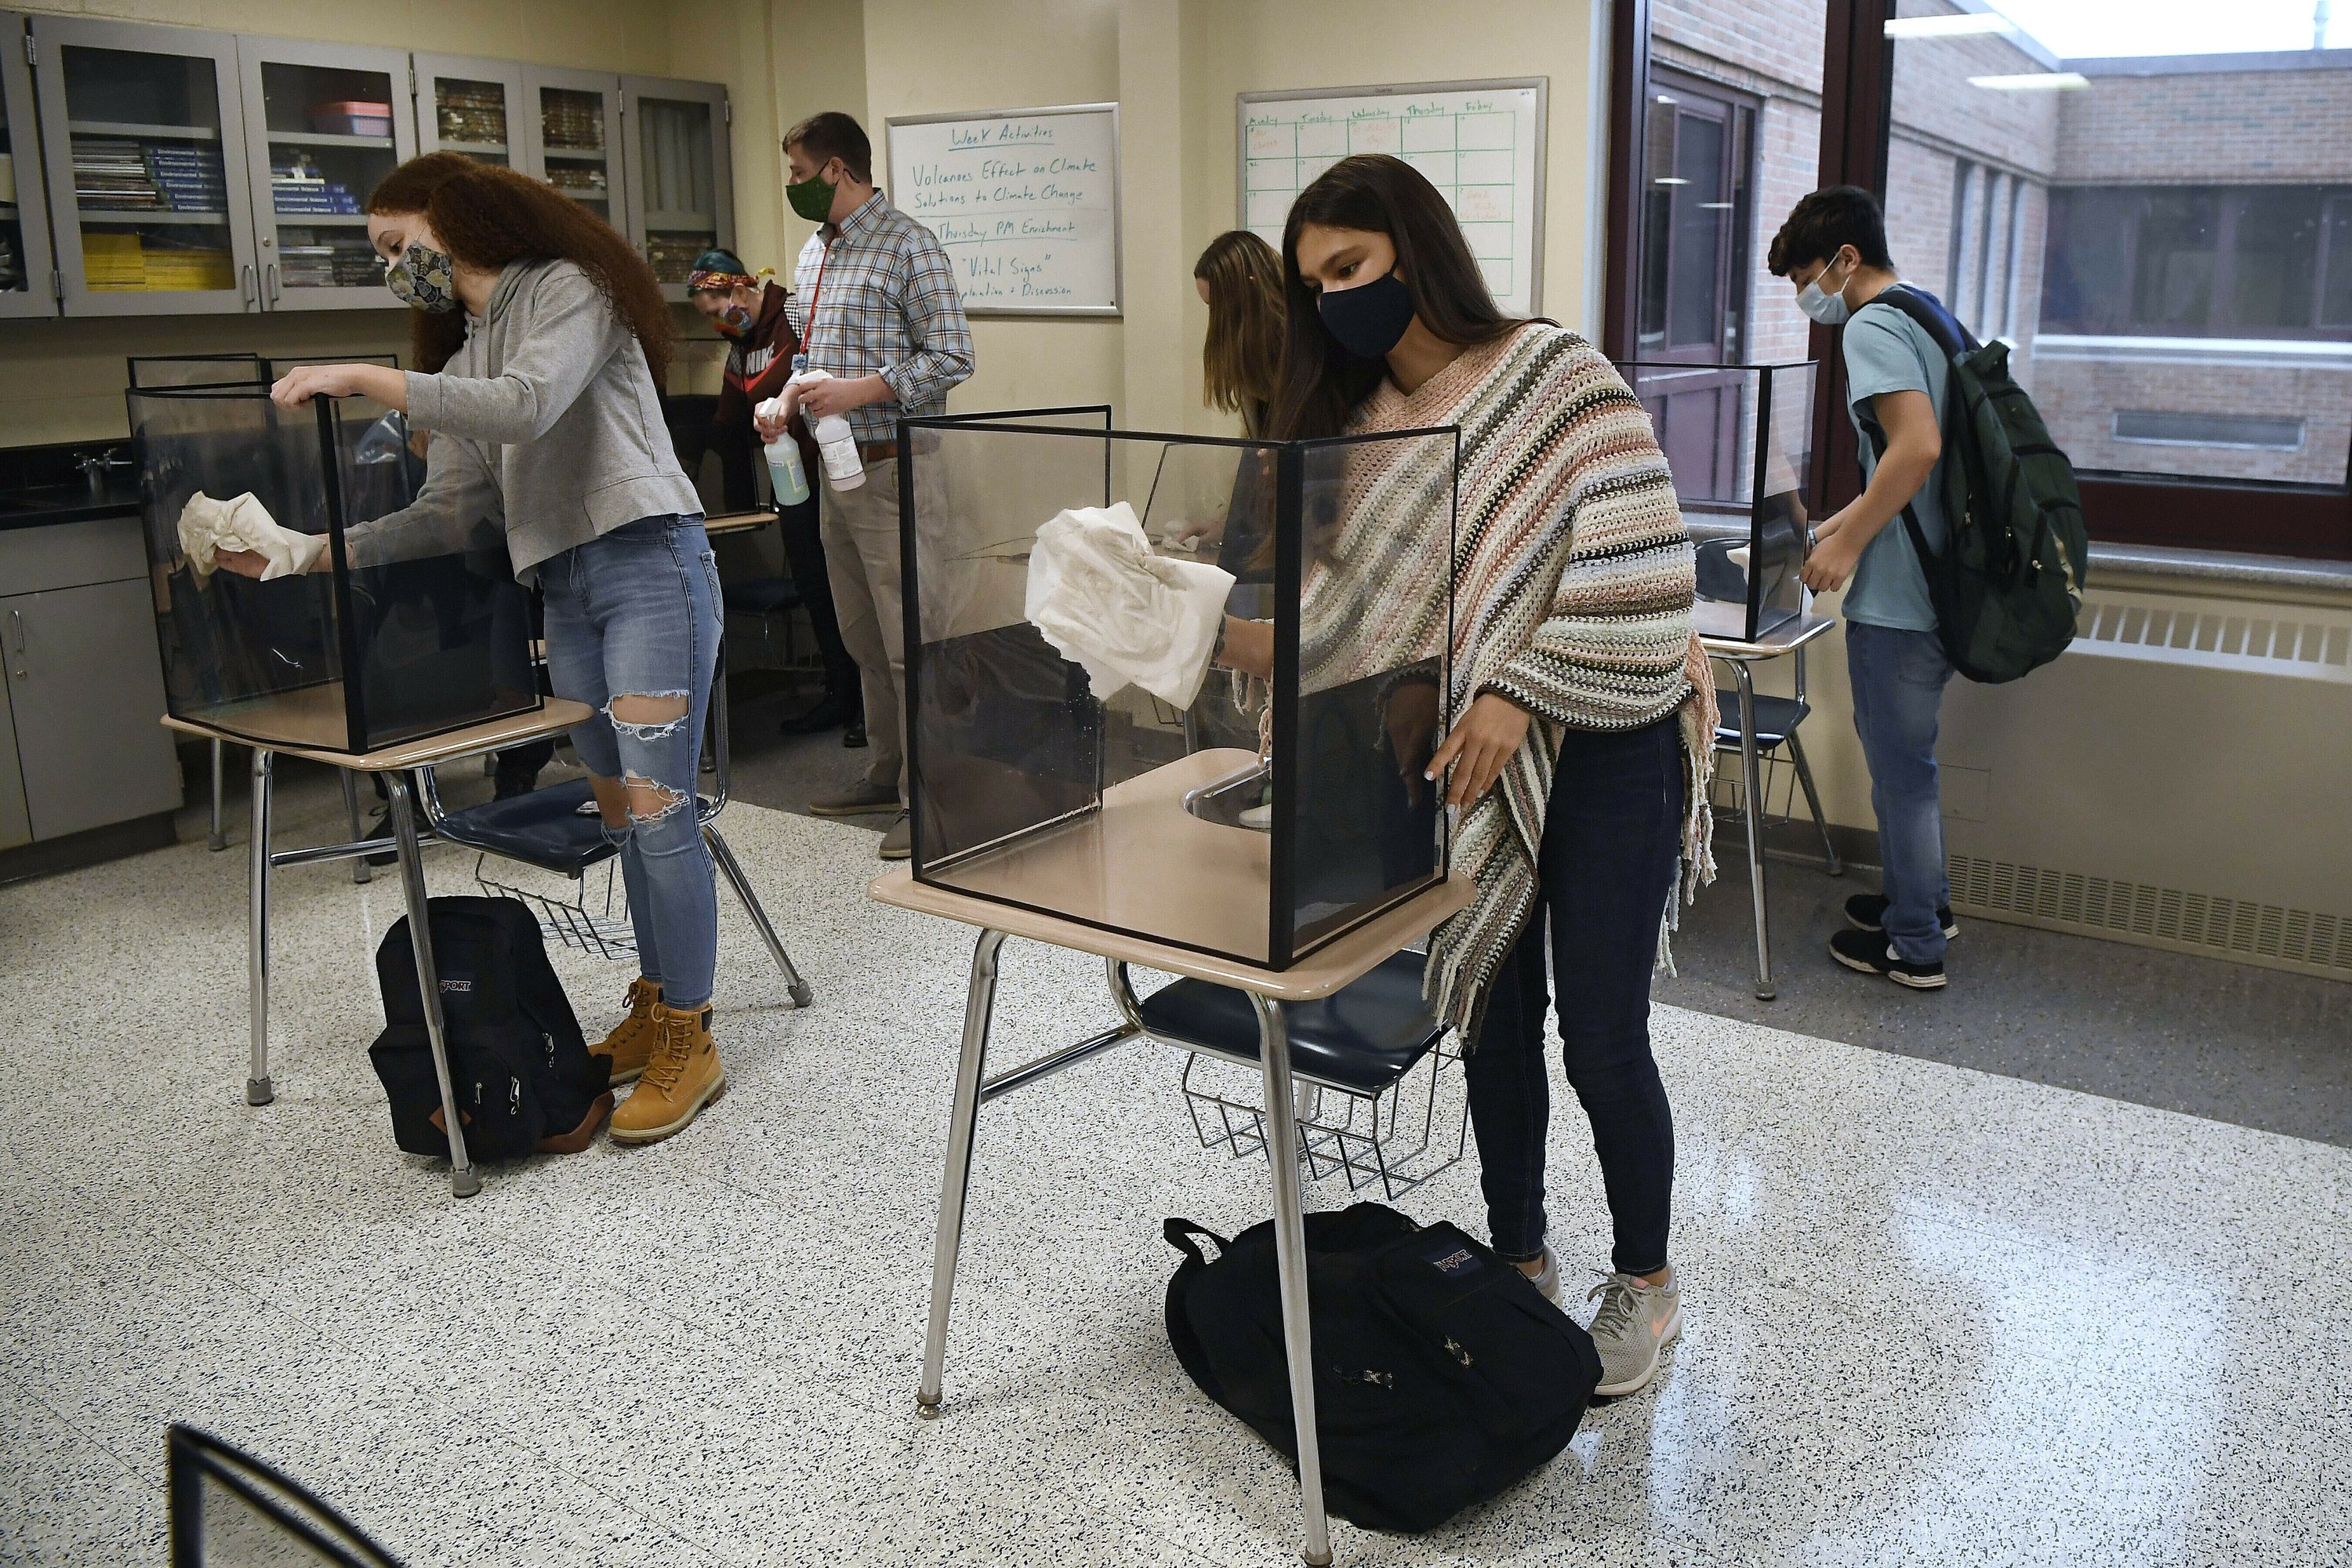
[1606,0,2352,561]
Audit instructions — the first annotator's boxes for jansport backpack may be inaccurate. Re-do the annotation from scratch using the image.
[1163,1203,1602,1534]
[1859,285,2089,684]
[368,896,612,1162]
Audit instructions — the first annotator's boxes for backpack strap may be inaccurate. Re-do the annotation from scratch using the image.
[1164,1218,1229,1268]
[1864,283,1979,358]
[1852,285,1969,571]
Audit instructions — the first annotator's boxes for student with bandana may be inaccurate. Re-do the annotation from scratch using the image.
[685,249,861,740]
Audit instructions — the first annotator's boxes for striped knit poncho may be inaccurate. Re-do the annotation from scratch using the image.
[1308,321,1718,1040]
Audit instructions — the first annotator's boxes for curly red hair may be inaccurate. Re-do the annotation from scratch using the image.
[367,153,674,383]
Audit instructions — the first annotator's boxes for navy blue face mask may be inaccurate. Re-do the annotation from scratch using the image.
[1317,270,1416,359]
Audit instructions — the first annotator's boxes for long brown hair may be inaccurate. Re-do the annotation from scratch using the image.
[1193,230,1284,436]
[1267,154,1526,441]
[367,153,675,382]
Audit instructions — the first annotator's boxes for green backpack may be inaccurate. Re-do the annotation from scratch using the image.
[1860,286,2089,684]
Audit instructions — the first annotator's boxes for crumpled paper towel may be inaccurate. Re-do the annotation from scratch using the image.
[1024,501,1235,708]
[177,491,325,583]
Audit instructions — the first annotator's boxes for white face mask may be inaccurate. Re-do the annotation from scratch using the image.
[1795,255,1855,326]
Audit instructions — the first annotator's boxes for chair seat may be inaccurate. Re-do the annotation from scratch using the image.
[1715,693,1809,750]
[435,777,617,876]
[724,575,800,616]
[1134,949,1445,1096]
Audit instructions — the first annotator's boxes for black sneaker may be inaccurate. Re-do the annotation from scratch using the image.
[779,690,858,736]
[1845,893,1958,942]
[1829,927,1947,989]
[842,717,868,750]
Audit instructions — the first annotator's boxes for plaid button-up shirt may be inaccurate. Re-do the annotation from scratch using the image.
[785,191,975,446]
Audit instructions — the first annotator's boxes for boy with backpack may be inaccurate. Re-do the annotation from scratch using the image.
[1769,186,1964,990]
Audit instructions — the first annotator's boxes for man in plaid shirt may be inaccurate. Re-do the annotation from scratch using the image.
[760,111,974,859]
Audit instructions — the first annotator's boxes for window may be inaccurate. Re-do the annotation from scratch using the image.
[1609,0,2352,555]
[2043,185,2352,339]
[1882,0,2352,524]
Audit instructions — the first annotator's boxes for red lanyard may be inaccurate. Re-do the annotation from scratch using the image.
[801,237,835,362]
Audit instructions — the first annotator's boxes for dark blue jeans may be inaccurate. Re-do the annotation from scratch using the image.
[1846,621,1955,963]
[1465,715,1686,1275]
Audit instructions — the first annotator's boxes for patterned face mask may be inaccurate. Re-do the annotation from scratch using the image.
[386,241,459,314]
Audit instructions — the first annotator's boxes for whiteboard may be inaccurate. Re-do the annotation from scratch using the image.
[1238,78,1547,315]
[886,103,1121,317]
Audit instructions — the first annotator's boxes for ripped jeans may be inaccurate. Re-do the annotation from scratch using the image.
[541,514,723,1010]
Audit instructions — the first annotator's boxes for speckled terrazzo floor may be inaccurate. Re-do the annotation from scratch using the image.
[2,778,2348,1567]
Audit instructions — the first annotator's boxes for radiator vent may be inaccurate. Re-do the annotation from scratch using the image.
[2074,590,2352,681]
[1949,853,2352,976]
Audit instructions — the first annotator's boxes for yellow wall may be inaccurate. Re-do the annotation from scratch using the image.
[5,0,775,443]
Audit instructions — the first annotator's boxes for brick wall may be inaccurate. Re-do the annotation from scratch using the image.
[1653,0,1822,97]
[2035,357,2352,485]
[1887,2,2060,178]
[2057,64,2352,184]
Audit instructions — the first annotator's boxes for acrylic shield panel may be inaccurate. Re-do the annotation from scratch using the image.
[129,383,539,755]
[899,408,1457,970]
[1620,360,1816,641]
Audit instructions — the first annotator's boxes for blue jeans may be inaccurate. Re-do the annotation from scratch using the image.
[542,515,723,1010]
[1846,621,1954,964]
[1465,716,1687,1274]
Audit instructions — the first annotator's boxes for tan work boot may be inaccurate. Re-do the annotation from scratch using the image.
[598,978,663,1086]
[608,1001,725,1145]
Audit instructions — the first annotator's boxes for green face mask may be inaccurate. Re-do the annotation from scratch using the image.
[786,169,837,223]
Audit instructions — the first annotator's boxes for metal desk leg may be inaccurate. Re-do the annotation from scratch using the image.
[1251,993,1332,1568]
[208,738,228,852]
[917,927,1007,1418]
[384,774,480,1200]
[705,823,815,1007]
[1732,660,1774,1000]
[1784,730,1843,877]
[339,768,372,885]
[246,749,274,1105]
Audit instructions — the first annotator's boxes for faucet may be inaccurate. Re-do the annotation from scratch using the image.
[75,448,134,492]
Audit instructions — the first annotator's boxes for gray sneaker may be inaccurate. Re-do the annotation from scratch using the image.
[1526,1245,1561,1304]
[1584,1270,1681,1396]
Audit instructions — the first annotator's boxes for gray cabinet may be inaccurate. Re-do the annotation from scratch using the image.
[414,52,523,168]
[621,75,731,303]
[29,14,259,318]
[0,515,180,842]
[13,20,735,319]
[520,65,622,227]
[235,34,415,312]
[0,12,60,319]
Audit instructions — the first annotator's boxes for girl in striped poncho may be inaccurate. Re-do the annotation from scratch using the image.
[1217,156,1717,1399]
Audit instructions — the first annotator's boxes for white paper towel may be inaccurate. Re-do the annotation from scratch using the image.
[1024,501,1235,709]
[177,492,325,583]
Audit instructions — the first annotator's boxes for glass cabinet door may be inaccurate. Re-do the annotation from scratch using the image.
[620,76,733,302]
[0,13,60,318]
[29,15,259,317]
[520,66,621,225]
[234,37,412,312]
[414,53,523,169]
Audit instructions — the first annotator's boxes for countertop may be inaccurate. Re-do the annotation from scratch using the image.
[0,440,143,533]
[0,478,143,532]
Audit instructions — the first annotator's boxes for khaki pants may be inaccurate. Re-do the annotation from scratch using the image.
[820,455,946,798]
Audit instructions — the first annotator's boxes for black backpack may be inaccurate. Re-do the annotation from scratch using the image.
[1859,285,2089,684]
[367,896,611,1162]
[1163,1203,1602,1534]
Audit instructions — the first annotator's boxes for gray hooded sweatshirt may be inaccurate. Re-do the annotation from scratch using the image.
[350,258,701,576]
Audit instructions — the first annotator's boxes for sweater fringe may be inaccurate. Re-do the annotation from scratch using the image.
[1657,633,1721,977]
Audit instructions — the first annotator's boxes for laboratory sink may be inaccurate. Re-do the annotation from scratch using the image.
[1182,757,1272,832]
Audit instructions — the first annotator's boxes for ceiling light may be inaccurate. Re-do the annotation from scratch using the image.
[1886,13,2015,38]
[1653,177,1690,186]
[1969,71,2089,90]
[1654,94,1677,103]
[1699,201,1735,209]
